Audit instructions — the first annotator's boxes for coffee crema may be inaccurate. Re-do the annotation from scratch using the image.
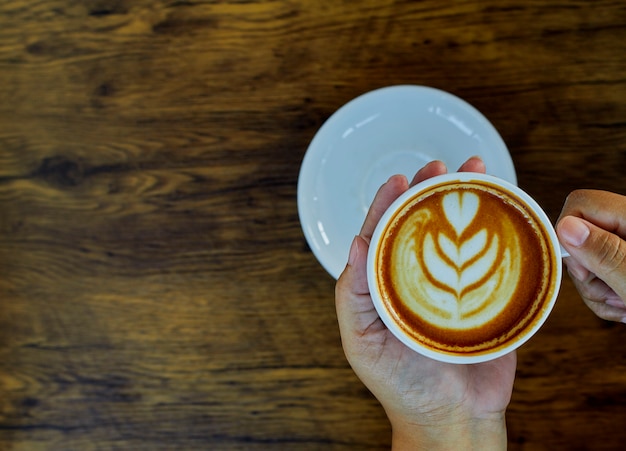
[374,180,558,356]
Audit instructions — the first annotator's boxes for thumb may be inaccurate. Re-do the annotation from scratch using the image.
[557,215,626,298]
[335,235,383,338]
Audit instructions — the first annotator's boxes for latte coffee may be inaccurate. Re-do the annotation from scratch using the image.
[368,173,562,363]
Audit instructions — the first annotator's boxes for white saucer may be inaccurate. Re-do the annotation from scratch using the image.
[297,85,517,279]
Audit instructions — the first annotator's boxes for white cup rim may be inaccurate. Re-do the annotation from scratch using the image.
[367,172,563,364]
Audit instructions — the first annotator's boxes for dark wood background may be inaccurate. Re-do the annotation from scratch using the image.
[1,0,625,449]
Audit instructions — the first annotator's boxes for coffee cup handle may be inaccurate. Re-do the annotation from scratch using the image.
[559,245,570,258]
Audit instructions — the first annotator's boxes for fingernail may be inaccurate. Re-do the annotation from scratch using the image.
[606,299,625,309]
[559,217,590,247]
[348,236,359,266]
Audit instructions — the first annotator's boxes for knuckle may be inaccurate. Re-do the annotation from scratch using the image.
[595,233,626,275]
[565,189,592,207]
[577,281,596,300]
[576,278,603,303]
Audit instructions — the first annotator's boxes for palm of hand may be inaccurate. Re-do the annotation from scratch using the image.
[344,248,516,426]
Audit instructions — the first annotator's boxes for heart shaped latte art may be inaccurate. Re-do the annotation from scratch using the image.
[443,191,479,236]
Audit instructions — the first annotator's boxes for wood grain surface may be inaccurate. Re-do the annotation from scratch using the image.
[1,0,625,449]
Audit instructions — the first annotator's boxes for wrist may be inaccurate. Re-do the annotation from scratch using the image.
[390,414,507,450]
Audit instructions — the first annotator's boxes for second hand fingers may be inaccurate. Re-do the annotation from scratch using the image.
[584,298,626,323]
[570,273,616,304]
[569,275,626,322]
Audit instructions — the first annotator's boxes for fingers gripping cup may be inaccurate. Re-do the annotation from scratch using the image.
[367,173,562,364]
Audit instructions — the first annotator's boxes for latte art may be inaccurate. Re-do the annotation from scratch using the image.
[404,190,522,329]
[375,179,558,356]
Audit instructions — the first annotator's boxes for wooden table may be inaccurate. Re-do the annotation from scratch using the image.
[1,1,625,449]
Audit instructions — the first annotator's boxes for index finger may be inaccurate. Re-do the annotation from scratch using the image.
[559,189,626,238]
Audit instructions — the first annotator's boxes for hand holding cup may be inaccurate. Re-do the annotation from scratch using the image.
[335,157,515,450]
[557,190,626,322]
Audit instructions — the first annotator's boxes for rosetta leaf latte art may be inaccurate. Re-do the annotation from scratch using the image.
[438,229,487,267]
[421,191,501,312]
[423,230,499,298]
[389,185,527,332]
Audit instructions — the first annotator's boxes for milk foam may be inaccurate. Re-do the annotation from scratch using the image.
[387,189,523,330]
[442,191,479,236]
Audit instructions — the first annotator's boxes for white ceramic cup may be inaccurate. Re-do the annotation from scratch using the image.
[367,172,563,364]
